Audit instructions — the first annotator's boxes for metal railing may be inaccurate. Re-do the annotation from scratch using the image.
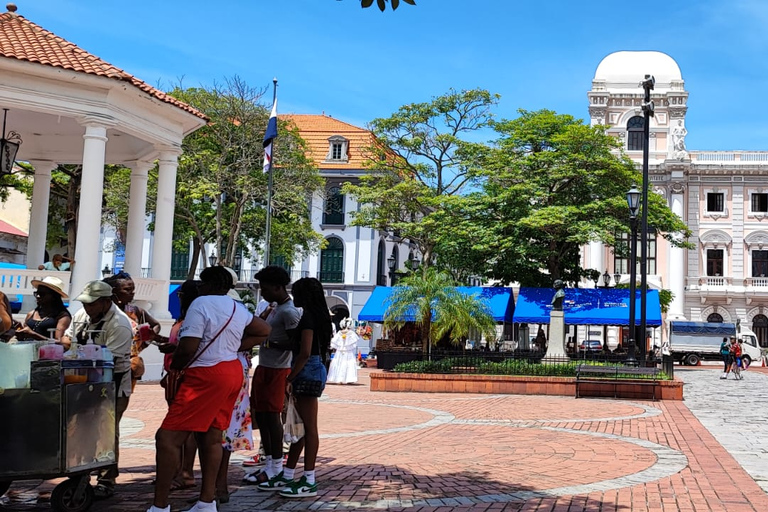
[238,269,309,283]
[375,350,650,372]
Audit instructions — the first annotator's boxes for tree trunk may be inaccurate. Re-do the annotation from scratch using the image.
[188,237,201,279]
[65,170,81,259]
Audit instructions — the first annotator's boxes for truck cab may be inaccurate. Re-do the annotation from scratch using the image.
[738,327,763,366]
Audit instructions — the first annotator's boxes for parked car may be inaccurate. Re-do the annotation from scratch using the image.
[579,340,602,352]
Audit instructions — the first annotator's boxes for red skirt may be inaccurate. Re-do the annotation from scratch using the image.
[161,360,242,432]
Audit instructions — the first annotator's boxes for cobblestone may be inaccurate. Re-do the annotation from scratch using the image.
[2,368,768,511]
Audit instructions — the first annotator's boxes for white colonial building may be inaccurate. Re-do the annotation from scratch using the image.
[280,115,416,332]
[582,51,768,347]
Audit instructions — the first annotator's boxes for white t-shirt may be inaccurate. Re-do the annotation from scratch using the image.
[179,295,254,368]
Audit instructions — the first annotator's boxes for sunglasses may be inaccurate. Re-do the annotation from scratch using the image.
[34,289,54,298]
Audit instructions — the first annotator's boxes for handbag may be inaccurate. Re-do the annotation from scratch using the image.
[161,301,237,403]
[292,378,324,397]
[131,355,146,379]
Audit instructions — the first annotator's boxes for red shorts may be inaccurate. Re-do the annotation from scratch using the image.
[251,366,291,413]
[162,360,242,432]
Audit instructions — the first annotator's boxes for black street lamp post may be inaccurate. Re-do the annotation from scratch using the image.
[208,250,217,267]
[387,254,396,286]
[639,75,655,363]
[626,185,641,366]
[602,269,611,288]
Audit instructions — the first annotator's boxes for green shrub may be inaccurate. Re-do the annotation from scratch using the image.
[391,359,670,380]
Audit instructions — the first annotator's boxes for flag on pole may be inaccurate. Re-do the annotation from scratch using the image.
[263,97,278,174]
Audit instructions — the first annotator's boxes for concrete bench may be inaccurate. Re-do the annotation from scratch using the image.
[575,364,660,400]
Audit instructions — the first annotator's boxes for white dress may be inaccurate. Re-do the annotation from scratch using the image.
[327,328,359,384]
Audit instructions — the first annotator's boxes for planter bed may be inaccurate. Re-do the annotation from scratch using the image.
[369,371,683,400]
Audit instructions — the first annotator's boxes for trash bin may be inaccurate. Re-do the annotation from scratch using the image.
[662,354,674,379]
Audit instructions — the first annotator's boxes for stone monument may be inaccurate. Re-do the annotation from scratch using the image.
[543,279,567,360]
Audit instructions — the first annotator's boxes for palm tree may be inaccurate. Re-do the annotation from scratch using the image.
[383,268,497,355]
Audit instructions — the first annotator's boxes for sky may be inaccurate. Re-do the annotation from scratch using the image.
[14,0,768,151]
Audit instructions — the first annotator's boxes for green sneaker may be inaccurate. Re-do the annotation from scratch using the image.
[279,476,318,498]
[257,471,291,491]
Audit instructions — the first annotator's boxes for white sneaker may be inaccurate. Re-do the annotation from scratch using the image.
[720,373,727,379]
[182,501,217,512]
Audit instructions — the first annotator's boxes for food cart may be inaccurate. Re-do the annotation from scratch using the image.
[0,355,116,512]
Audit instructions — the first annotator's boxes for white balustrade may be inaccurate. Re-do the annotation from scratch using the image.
[0,269,72,300]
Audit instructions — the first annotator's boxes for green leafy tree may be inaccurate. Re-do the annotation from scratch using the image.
[361,0,415,11]
[458,109,692,287]
[344,88,499,270]
[384,268,496,354]
[166,78,324,276]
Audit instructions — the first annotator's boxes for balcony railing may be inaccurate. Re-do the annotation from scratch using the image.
[319,271,344,283]
[238,269,309,283]
[699,276,730,287]
[745,277,768,288]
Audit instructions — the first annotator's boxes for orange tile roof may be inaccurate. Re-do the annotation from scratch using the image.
[282,114,375,170]
[0,10,207,120]
[0,219,27,237]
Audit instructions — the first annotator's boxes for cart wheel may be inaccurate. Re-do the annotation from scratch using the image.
[51,478,94,512]
[0,480,10,496]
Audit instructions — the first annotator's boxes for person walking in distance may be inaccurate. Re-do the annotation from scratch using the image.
[720,337,731,379]
[243,266,301,489]
[729,336,743,380]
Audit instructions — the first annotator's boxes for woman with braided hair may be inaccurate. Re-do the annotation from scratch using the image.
[278,277,332,498]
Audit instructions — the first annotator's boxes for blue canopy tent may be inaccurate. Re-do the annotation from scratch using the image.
[358,286,515,323]
[513,287,662,326]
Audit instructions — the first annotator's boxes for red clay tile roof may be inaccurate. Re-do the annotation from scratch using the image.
[282,114,375,169]
[0,10,207,120]
[0,219,27,237]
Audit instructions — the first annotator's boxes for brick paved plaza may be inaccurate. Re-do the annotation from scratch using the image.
[3,367,768,512]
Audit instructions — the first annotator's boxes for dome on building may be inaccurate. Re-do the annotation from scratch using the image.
[594,51,682,85]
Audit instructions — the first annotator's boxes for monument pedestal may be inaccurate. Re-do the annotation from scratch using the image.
[543,310,567,361]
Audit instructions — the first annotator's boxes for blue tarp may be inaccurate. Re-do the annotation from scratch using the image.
[513,287,662,326]
[168,284,182,320]
[670,321,735,335]
[357,286,515,323]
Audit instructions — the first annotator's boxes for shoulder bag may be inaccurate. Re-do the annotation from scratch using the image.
[161,301,236,403]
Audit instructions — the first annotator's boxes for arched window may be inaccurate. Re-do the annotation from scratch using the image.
[323,186,345,225]
[320,237,344,283]
[627,116,645,151]
[390,246,399,286]
[376,240,387,286]
[753,314,768,348]
[707,313,724,323]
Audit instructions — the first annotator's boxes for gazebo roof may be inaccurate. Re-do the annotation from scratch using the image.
[0,8,206,120]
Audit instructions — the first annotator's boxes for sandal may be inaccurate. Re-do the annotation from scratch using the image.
[170,479,196,492]
[242,470,269,485]
[93,483,115,499]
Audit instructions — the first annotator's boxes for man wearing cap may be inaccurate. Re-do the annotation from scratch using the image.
[62,280,133,499]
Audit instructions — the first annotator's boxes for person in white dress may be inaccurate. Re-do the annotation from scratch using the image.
[327,318,359,384]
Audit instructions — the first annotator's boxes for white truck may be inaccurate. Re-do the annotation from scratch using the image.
[669,321,762,366]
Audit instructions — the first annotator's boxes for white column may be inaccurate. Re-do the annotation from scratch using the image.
[124,161,152,278]
[668,191,686,319]
[150,148,181,318]
[71,120,110,305]
[26,161,56,269]
[588,241,604,288]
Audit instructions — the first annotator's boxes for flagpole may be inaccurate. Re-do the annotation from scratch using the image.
[263,78,277,268]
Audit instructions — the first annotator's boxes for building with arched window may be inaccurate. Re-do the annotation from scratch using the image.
[583,50,768,348]
[279,115,416,334]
